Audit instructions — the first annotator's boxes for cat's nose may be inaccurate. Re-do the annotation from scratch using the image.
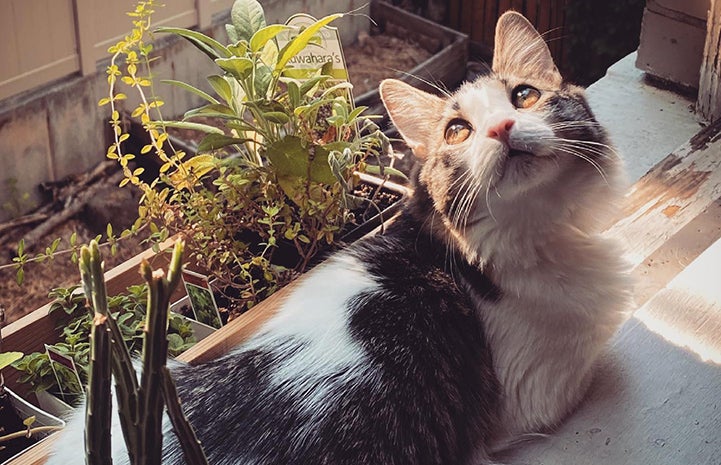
[487,119,515,143]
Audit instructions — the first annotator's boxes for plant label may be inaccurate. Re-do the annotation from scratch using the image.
[44,345,83,405]
[181,269,223,329]
[280,14,351,83]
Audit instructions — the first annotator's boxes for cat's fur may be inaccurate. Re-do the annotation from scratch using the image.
[47,11,631,465]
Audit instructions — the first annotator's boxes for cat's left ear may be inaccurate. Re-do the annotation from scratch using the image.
[380,79,445,159]
[492,11,562,86]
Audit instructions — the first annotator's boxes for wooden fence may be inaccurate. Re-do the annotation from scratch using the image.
[447,0,569,66]
[0,0,233,102]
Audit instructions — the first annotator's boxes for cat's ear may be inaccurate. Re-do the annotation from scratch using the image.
[492,11,562,86]
[379,79,445,159]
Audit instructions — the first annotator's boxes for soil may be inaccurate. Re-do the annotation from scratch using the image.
[345,30,434,97]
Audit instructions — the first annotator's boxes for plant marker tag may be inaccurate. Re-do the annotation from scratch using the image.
[279,13,351,85]
[45,344,84,404]
[278,14,358,141]
[181,269,223,329]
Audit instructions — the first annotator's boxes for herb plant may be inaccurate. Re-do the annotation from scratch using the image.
[103,0,399,314]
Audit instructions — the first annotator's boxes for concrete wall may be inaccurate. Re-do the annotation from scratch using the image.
[636,0,709,89]
[0,0,368,222]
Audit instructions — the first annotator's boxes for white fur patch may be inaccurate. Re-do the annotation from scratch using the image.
[250,253,378,407]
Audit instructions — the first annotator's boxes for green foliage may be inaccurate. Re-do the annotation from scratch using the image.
[103,0,397,314]
[0,352,23,371]
[11,284,196,401]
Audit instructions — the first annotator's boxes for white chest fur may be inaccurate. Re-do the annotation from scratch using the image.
[474,233,632,444]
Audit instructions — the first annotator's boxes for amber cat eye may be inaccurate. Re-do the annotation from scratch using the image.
[511,85,541,109]
[444,119,472,145]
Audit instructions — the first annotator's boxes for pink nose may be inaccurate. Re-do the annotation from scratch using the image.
[487,119,515,143]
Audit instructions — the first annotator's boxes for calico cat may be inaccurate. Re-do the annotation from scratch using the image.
[47,11,631,465]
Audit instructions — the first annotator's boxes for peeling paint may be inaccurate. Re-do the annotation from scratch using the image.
[663,205,681,217]
[690,118,721,151]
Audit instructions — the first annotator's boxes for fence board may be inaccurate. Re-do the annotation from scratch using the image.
[447,0,568,69]
[0,0,214,102]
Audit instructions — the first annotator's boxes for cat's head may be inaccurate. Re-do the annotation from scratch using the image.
[380,11,623,264]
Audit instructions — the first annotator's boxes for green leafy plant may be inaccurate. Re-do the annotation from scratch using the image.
[103,0,400,315]
[12,284,197,402]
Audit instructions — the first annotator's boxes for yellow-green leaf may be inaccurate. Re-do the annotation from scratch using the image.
[276,14,343,72]
[250,24,287,52]
[0,352,24,370]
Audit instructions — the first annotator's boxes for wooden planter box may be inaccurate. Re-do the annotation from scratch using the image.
[354,0,469,118]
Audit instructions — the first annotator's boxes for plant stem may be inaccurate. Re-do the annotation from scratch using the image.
[0,425,65,443]
[160,367,209,465]
[137,240,185,465]
[80,241,113,465]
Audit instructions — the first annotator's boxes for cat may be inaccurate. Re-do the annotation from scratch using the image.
[47,11,632,465]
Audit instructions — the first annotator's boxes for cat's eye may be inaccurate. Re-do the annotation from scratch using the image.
[511,85,541,109]
[444,119,472,145]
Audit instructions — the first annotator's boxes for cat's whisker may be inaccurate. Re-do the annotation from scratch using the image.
[449,170,476,228]
[547,136,618,155]
[547,120,603,130]
[552,144,610,184]
[392,68,452,98]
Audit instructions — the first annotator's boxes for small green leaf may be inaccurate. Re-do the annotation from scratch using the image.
[215,57,254,80]
[0,352,24,370]
[347,105,368,123]
[250,24,287,52]
[362,164,409,181]
[287,80,301,108]
[155,27,231,60]
[197,134,253,153]
[22,415,36,427]
[254,64,273,98]
[207,75,233,105]
[231,0,266,42]
[226,24,239,43]
[262,111,290,124]
[299,75,329,97]
[162,121,224,135]
[184,103,237,120]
